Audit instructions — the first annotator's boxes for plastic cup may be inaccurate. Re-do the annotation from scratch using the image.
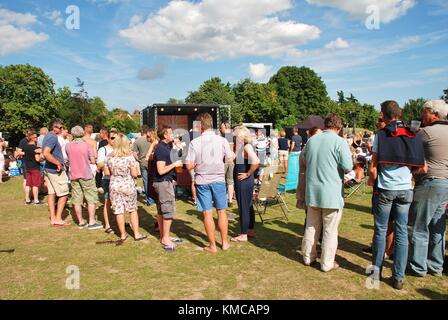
[411,120,421,132]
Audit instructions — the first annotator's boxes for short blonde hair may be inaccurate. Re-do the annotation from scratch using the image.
[110,133,131,157]
[279,130,286,137]
[147,129,158,143]
[233,125,251,144]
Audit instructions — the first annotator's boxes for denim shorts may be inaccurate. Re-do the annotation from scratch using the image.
[195,181,228,212]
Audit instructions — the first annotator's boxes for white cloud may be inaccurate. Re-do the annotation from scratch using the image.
[306,0,416,23]
[0,9,48,56]
[249,63,273,82]
[44,10,64,26]
[0,8,37,26]
[137,64,166,81]
[325,37,350,49]
[286,32,444,74]
[119,0,321,60]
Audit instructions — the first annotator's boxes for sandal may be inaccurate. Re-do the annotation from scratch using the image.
[162,244,175,253]
[170,237,183,243]
[116,236,128,246]
[104,227,114,234]
[135,235,148,241]
[52,222,71,227]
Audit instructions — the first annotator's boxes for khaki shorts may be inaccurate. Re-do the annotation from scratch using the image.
[153,180,176,219]
[71,178,99,205]
[224,162,234,185]
[278,150,289,161]
[45,171,70,197]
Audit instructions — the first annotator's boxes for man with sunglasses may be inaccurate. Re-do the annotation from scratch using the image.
[42,118,70,227]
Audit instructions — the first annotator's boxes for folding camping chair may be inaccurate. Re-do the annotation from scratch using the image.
[253,166,289,223]
[344,157,368,198]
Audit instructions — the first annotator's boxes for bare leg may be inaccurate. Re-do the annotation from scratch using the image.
[24,180,30,202]
[103,199,111,229]
[48,193,56,224]
[191,181,196,204]
[87,203,97,225]
[130,211,142,239]
[116,214,127,239]
[161,218,174,247]
[385,221,395,256]
[0,170,3,183]
[157,215,164,242]
[203,210,217,253]
[228,184,234,204]
[54,196,67,223]
[217,209,229,250]
[73,204,85,224]
[32,186,39,203]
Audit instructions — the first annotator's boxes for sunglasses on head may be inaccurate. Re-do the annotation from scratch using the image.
[111,137,116,140]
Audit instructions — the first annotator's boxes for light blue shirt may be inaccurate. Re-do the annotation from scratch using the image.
[305,130,353,209]
[372,134,412,190]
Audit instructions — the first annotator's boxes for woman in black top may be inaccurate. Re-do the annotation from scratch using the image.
[277,130,290,173]
[231,126,260,242]
[22,131,43,205]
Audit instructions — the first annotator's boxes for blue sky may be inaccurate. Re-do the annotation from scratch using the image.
[1,0,447,112]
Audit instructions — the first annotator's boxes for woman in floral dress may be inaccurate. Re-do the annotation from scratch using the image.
[104,134,147,242]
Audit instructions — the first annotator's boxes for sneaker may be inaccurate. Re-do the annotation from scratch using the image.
[78,222,88,229]
[88,222,103,230]
[33,201,44,206]
[392,279,403,290]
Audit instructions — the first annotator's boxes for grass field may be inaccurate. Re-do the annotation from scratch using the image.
[0,176,447,300]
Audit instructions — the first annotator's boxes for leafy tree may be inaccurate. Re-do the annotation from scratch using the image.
[232,79,282,125]
[0,64,59,144]
[166,98,185,104]
[185,77,243,124]
[57,95,108,131]
[402,98,427,124]
[105,108,139,133]
[269,66,331,124]
[332,91,378,131]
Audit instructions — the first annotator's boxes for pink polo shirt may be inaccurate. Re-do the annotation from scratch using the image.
[66,141,94,180]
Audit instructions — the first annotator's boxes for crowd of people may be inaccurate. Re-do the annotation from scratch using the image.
[1,99,447,291]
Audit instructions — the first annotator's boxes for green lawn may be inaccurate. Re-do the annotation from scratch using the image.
[0,177,447,300]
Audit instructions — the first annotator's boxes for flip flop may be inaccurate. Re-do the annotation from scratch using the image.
[116,236,128,246]
[135,235,148,242]
[162,245,175,253]
[170,237,183,243]
[52,222,71,227]
[230,235,248,242]
[104,227,115,234]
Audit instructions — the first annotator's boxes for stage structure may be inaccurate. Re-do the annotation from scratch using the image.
[140,104,231,191]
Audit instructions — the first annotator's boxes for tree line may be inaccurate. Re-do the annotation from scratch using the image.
[0,64,139,146]
[1,64,446,145]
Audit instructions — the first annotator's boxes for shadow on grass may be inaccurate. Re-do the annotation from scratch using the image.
[247,209,392,277]
[344,202,372,214]
[415,288,448,300]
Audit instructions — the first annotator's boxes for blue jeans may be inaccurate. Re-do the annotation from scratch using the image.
[372,189,413,280]
[408,179,448,275]
[140,166,155,206]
